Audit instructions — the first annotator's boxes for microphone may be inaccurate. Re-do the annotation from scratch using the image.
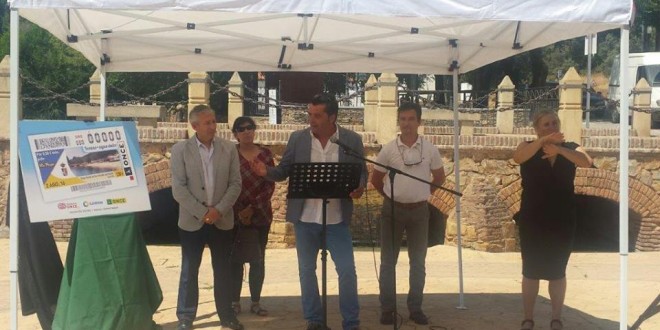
[330,136,354,154]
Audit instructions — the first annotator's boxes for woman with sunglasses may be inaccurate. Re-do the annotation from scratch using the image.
[230,116,275,317]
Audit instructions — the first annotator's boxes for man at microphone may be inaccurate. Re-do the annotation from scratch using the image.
[252,93,367,330]
[370,102,445,326]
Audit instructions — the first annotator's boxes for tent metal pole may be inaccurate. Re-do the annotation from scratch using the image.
[452,66,466,310]
[585,34,593,128]
[618,25,630,330]
[9,8,20,330]
[100,65,106,121]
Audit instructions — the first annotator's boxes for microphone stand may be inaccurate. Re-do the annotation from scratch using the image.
[334,142,461,330]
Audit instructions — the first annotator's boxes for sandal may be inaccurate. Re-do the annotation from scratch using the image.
[550,319,563,330]
[250,302,268,316]
[520,319,534,330]
[231,302,241,315]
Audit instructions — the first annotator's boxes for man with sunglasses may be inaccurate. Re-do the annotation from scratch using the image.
[370,102,446,326]
[252,93,367,330]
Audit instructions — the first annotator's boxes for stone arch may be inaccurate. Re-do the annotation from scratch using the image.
[574,168,660,220]
[428,181,458,215]
[498,167,660,251]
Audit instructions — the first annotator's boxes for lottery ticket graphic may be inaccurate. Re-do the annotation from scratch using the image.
[28,127,138,202]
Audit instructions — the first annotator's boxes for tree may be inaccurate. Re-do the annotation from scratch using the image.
[0,12,95,119]
[637,0,660,51]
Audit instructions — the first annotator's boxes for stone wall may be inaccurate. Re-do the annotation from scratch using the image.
[282,106,532,129]
[282,106,368,126]
[1,128,659,252]
[423,108,531,128]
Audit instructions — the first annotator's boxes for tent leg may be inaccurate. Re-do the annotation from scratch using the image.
[618,25,630,330]
[452,65,466,310]
[100,65,106,121]
[9,8,21,330]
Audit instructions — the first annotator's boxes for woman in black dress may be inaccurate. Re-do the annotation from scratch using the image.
[512,110,593,330]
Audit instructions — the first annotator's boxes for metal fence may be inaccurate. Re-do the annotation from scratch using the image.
[515,86,559,120]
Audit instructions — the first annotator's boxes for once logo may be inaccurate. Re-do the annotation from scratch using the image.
[83,200,104,207]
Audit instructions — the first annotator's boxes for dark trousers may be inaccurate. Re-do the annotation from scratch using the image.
[231,225,270,303]
[379,199,430,313]
[176,224,234,323]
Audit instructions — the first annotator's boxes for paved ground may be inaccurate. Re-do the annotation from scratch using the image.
[2,239,660,330]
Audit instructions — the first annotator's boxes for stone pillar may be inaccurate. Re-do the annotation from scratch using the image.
[89,69,101,104]
[496,76,515,134]
[0,56,13,139]
[227,72,244,126]
[632,78,652,137]
[557,67,583,144]
[363,74,378,132]
[376,73,398,144]
[187,72,210,138]
[72,70,102,122]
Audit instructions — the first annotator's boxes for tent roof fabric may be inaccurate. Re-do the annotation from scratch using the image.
[12,0,632,74]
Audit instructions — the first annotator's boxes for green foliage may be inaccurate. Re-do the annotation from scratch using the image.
[323,73,347,96]
[106,72,188,104]
[0,11,95,119]
[463,0,659,92]
[464,27,645,93]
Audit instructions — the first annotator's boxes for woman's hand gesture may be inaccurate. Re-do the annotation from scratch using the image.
[541,132,564,145]
[251,159,267,177]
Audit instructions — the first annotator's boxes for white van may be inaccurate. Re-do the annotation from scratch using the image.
[608,52,660,125]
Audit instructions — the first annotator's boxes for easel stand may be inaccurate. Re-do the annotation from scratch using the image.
[287,162,362,330]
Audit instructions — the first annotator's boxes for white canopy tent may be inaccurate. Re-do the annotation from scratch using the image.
[13,0,632,74]
[8,1,634,329]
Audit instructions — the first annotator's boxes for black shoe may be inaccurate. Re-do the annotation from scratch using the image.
[220,319,244,330]
[306,322,331,330]
[380,311,395,325]
[409,311,429,325]
[176,320,193,330]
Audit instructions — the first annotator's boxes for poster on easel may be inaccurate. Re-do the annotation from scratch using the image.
[18,120,151,222]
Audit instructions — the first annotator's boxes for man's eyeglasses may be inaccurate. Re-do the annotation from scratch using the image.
[235,124,256,133]
[399,143,423,166]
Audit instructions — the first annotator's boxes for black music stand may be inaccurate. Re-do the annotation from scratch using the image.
[288,162,362,330]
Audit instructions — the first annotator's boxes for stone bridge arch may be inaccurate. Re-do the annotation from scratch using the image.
[428,181,458,216]
[498,168,660,251]
[142,156,660,251]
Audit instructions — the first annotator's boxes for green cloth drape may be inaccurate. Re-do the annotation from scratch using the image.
[53,213,162,330]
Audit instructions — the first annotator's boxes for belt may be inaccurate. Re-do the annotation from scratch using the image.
[385,197,427,209]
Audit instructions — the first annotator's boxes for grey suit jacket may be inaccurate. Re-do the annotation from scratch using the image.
[266,126,367,224]
[170,136,242,231]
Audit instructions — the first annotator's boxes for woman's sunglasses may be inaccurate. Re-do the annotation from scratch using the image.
[235,124,256,132]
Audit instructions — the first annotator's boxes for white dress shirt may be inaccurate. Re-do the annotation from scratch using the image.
[196,136,215,206]
[300,129,343,225]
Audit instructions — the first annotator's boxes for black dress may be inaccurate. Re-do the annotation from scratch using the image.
[516,142,579,280]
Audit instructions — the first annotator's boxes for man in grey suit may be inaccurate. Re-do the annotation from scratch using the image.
[170,104,243,330]
[253,94,366,330]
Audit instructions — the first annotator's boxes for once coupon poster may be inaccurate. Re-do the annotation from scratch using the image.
[18,121,151,222]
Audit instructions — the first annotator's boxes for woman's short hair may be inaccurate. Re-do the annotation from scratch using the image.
[532,109,560,129]
[232,116,257,132]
